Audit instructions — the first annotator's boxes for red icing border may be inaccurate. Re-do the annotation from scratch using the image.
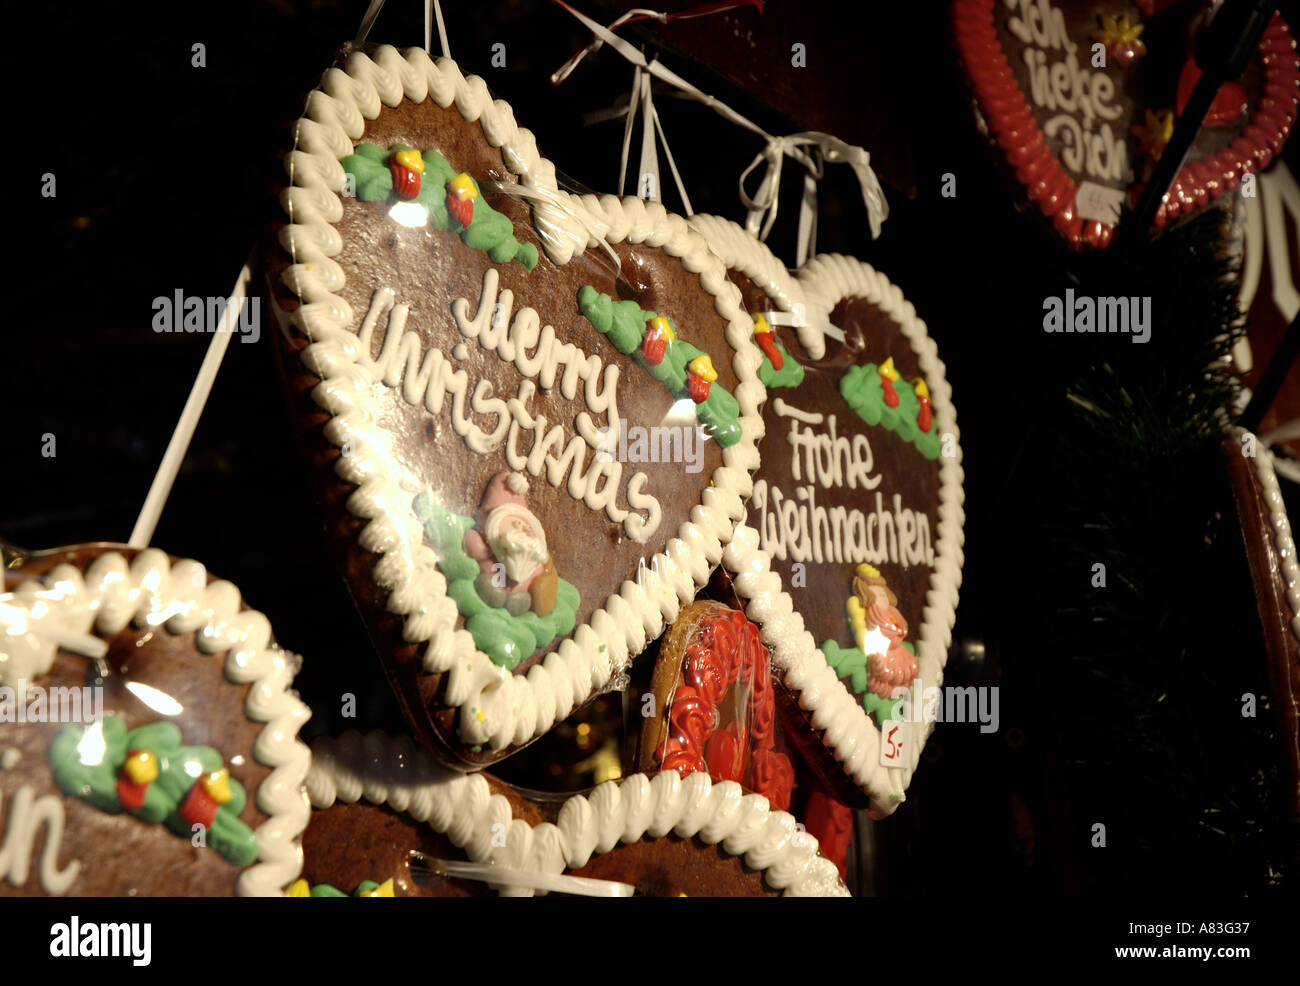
[952,0,1300,249]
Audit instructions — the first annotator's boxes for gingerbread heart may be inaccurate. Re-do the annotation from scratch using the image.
[688,214,965,816]
[952,0,1300,248]
[267,47,761,770]
[303,730,846,896]
[0,545,311,896]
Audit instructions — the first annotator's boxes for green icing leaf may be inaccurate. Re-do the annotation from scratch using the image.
[839,364,940,460]
[862,691,905,725]
[697,386,743,449]
[311,884,349,898]
[576,286,650,354]
[48,714,128,814]
[820,640,903,726]
[341,145,395,202]
[576,287,743,449]
[759,339,805,389]
[341,144,538,271]
[821,640,869,697]
[412,492,478,581]
[412,491,580,669]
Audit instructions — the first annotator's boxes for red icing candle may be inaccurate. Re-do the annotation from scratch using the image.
[389,161,421,200]
[115,776,149,812]
[917,394,933,432]
[179,783,220,830]
[881,375,900,409]
[757,332,784,370]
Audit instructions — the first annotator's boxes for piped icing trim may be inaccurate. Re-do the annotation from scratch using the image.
[687,212,964,814]
[278,46,762,753]
[689,213,823,359]
[1238,427,1300,647]
[306,730,848,896]
[1,549,312,896]
[951,0,1300,249]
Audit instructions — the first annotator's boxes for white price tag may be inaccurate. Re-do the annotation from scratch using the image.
[1075,181,1126,225]
[878,718,909,767]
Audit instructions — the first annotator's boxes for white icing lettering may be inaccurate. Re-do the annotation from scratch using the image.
[355,280,664,539]
[1012,0,1131,184]
[0,784,80,895]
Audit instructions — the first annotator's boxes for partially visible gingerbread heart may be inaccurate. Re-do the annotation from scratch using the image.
[1175,58,1246,125]
[303,730,846,896]
[0,545,311,896]
[633,600,795,809]
[952,0,1300,248]
[267,46,761,772]
[688,215,965,816]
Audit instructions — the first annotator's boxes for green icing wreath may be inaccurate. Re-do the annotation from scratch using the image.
[412,490,579,670]
[340,143,538,271]
[576,286,743,448]
[839,364,940,459]
[47,714,259,867]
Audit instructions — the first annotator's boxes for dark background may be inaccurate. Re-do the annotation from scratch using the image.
[6,0,1299,896]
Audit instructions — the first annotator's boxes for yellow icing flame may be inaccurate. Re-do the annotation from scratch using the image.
[290,879,311,897]
[688,355,717,382]
[647,316,676,342]
[879,357,900,382]
[752,312,772,335]
[123,750,158,786]
[448,172,478,201]
[393,148,424,174]
[201,768,233,804]
[360,878,396,897]
[912,378,929,399]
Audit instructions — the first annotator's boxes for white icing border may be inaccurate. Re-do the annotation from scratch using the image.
[306,730,848,897]
[688,214,966,815]
[1236,427,1300,647]
[2,548,312,896]
[277,47,761,752]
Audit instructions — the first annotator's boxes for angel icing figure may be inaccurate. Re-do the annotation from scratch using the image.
[464,472,560,617]
[851,564,918,700]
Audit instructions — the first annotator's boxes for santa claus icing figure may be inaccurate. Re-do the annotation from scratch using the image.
[463,472,560,617]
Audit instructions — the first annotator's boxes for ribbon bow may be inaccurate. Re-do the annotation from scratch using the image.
[550,0,888,266]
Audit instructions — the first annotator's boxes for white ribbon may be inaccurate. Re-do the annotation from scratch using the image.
[614,63,693,212]
[480,179,624,274]
[355,0,386,43]
[551,0,888,263]
[740,132,888,264]
[357,0,449,56]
